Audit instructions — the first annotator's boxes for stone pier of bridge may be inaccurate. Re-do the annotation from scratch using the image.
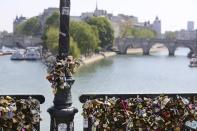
[115,38,197,56]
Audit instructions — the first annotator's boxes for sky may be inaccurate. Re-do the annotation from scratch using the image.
[0,0,197,33]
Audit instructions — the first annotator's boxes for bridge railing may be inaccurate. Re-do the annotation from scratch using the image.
[79,93,197,131]
[0,95,45,131]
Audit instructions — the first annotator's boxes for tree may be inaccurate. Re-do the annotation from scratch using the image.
[69,37,81,58]
[119,26,156,39]
[86,17,114,49]
[45,26,59,53]
[119,20,133,38]
[45,11,60,28]
[43,26,81,57]
[70,21,99,55]
[15,17,41,36]
[165,31,176,40]
[133,28,156,39]
[42,12,60,50]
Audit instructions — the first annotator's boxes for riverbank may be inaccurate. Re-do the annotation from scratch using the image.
[80,52,116,65]
[0,52,13,56]
[43,46,167,67]
[127,46,167,55]
[81,46,167,65]
[42,51,117,69]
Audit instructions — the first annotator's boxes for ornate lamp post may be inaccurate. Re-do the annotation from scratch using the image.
[58,0,70,58]
[47,0,78,130]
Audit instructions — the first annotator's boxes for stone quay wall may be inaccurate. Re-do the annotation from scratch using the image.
[0,35,42,48]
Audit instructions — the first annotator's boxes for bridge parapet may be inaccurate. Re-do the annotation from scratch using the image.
[115,37,197,56]
[0,95,45,130]
[80,93,197,131]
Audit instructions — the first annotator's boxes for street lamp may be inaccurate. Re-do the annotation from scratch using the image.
[47,0,78,131]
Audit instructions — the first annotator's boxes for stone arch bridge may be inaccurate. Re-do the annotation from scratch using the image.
[115,38,197,56]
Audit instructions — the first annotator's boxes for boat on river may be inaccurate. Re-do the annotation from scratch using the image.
[10,47,41,60]
[24,47,41,60]
[189,55,197,67]
[1,46,15,55]
[10,51,24,60]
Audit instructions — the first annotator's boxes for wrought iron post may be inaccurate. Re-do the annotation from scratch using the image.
[47,0,78,131]
[58,0,70,58]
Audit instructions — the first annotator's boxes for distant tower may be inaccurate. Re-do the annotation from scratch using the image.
[152,16,161,38]
[13,15,19,34]
[13,15,26,34]
[96,0,98,11]
[94,0,107,17]
[187,21,194,31]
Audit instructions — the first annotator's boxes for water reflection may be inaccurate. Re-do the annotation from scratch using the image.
[175,47,190,56]
[76,58,114,76]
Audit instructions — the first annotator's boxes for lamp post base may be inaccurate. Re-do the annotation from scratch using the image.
[48,106,78,131]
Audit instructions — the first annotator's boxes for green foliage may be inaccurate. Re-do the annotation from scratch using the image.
[45,27,59,53]
[119,20,133,38]
[95,46,102,53]
[43,26,81,57]
[165,31,176,40]
[15,24,23,35]
[133,28,156,39]
[120,26,156,39]
[43,13,104,56]
[70,21,99,55]
[86,17,114,48]
[69,37,81,58]
[45,11,60,28]
[15,17,41,36]
[42,12,60,41]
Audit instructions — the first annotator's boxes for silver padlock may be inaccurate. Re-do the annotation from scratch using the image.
[58,123,68,131]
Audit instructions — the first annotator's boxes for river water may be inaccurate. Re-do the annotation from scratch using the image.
[0,48,197,130]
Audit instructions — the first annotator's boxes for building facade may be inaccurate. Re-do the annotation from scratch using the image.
[134,16,161,38]
[13,8,59,36]
[12,6,162,39]
[38,8,59,34]
[13,15,27,34]
[176,30,197,40]
[152,16,161,38]
[187,21,194,31]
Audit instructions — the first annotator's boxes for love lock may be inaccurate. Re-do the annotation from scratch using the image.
[81,95,197,130]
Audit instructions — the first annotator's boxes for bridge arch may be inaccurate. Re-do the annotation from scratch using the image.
[122,40,145,54]
[147,43,169,55]
[116,38,197,56]
[146,42,175,56]
[174,45,195,57]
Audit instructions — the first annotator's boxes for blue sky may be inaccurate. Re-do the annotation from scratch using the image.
[0,0,197,33]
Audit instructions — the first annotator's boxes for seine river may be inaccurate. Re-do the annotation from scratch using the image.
[0,48,197,130]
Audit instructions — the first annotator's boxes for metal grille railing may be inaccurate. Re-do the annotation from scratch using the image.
[0,95,45,131]
[79,93,197,131]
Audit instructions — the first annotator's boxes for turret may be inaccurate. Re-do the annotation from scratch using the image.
[152,16,161,38]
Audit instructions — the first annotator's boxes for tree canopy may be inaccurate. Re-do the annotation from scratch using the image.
[119,25,156,39]
[43,26,81,58]
[118,20,156,39]
[119,20,133,38]
[43,12,99,56]
[45,11,60,28]
[15,17,41,36]
[70,21,99,55]
[69,37,81,58]
[164,31,176,40]
[132,28,156,39]
[86,17,114,48]
[45,26,59,54]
